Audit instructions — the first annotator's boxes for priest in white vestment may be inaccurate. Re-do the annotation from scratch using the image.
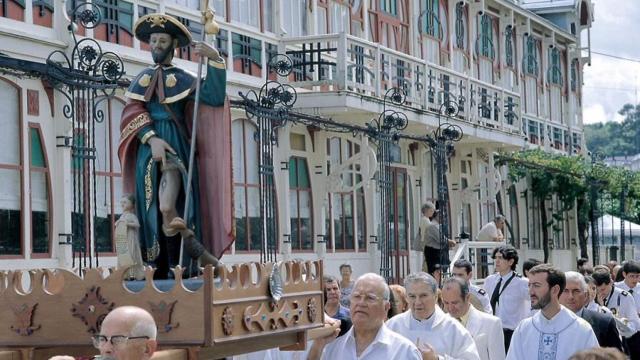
[386,272,480,360]
[506,264,598,360]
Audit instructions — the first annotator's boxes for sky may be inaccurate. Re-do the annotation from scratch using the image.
[582,0,640,124]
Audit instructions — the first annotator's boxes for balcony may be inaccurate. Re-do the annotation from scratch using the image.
[276,32,522,136]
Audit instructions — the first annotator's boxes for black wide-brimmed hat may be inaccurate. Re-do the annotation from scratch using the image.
[134,13,192,48]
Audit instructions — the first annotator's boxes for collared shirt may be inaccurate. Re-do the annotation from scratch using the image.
[483,271,530,330]
[602,286,640,333]
[321,323,421,360]
[585,300,612,315]
[615,280,640,313]
[459,306,472,327]
[506,306,598,360]
[470,284,493,313]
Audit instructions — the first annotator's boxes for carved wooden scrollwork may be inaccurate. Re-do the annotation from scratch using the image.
[71,286,114,334]
[222,306,234,335]
[243,300,302,332]
[148,300,180,333]
[307,298,318,323]
[10,303,41,336]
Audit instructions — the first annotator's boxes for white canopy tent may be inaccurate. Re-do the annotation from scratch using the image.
[589,214,640,246]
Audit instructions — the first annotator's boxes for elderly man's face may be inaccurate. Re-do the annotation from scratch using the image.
[97,314,151,360]
[441,284,469,319]
[149,33,175,64]
[349,278,389,331]
[406,281,436,320]
[559,280,587,313]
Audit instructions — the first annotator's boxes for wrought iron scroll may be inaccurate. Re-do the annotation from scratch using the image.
[239,55,297,263]
[47,2,125,272]
[365,88,408,284]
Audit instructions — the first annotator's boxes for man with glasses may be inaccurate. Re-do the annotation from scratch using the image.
[559,271,622,350]
[308,273,421,360]
[92,306,157,360]
[386,272,479,360]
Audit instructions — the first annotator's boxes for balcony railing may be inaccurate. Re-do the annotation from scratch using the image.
[278,32,522,135]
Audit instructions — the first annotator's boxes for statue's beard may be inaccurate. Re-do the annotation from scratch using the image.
[152,45,174,64]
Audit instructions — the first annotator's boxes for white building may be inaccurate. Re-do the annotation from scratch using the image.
[0,0,595,280]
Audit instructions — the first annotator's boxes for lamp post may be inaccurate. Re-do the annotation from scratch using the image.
[588,151,604,266]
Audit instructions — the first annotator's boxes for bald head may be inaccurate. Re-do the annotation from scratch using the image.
[103,306,157,340]
[99,306,157,360]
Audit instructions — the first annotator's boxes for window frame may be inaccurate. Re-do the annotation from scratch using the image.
[28,123,53,258]
[0,77,24,259]
[289,156,314,252]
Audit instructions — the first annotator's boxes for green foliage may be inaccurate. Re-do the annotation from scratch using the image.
[585,103,640,157]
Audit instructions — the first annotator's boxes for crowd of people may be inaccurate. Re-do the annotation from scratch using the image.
[308,246,640,360]
[65,246,639,360]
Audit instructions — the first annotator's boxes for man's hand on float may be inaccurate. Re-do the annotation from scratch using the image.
[194,41,221,62]
[148,136,176,168]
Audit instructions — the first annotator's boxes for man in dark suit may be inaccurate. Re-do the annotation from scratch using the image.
[560,271,623,350]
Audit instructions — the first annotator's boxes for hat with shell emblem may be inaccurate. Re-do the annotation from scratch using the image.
[133,13,192,48]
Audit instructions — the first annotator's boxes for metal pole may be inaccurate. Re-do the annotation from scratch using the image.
[620,179,627,261]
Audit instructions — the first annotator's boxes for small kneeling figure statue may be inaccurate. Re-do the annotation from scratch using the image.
[115,194,145,280]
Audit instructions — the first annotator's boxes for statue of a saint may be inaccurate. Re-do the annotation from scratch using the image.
[118,13,234,278]
[114,194,145,280]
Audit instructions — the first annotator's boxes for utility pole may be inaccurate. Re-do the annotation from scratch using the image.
[620,173,628,261]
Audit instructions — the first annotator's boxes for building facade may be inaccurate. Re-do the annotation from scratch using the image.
[0,0,596,279]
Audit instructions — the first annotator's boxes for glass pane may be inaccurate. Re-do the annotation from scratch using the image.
[297,158,310,188]
[289,189,299,218]
[231,0,260,28]
[111,100,125,173]
[31,171,49,253]
[264,0,274,32]
[245,122,259,185]
[30,128,46,167]
[212,0,226,18]
[0,80,20,165]
[318,7,328,34]
[357,189,366,250]
[234,186,247,250]
[301,218,312,250]
[289,158,298,188]
[94,175,112,253]
[232,120,246,183]
[0,168,21,210]
[299,190,311,218]
[0,208,21,255]
[325,199,332,250]
[249,216,261,251]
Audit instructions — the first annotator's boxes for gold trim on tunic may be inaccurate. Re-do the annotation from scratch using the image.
[124,91,146,101]
[140,130,156,144]
[208,59,226,70]
[145,158,153,211]
[147,237,160,260]
[120,112,152,143]
[161,87,192,104]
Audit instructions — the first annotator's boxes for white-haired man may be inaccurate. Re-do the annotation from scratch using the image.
[93,306,158,360]
[386,272,480,360]
[308,273,421,360]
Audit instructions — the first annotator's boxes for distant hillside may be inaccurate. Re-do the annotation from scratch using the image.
[585,103,640,157]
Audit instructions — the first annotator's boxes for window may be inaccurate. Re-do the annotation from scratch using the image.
[505,25,515,67]
[176,16,202,62]
[454,2,465,49]
[570,59,579,92]
[232,33,263,77]
[231,0,260,28]
[281,0,307,37]
[548,48,563,85]
[165,0,198,10]
[524,35,539,76]
[0,79,22,256]
[33,0,54,27]
[420,0,440,38]
[29,126,51,255]
[94,99,125,253]
[380,0,397,16]
[0,0,25,21]
[232,119,262,252]
[212,0,225,18]
[289,157,313,251]
[478,14,494,59]
[331,1,350,34]
[325,138,367,252]
[94,0,134,47]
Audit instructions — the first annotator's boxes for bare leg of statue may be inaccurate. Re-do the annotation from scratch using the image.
[158,166,220,267]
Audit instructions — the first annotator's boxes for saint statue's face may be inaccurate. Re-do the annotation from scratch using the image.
[149,33,175,64]
[120,197,134,212]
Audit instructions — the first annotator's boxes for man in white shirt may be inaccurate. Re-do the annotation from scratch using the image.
[441,277,505,360]
[614,260,640,314]
[308,273,421,360]
[482,245,529,352]
[476,215,505,242]
[593,268,640,358]
[452,259,492,313]
[386,272,480,360]
[414,202,436,272]
[506,264,598,360]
